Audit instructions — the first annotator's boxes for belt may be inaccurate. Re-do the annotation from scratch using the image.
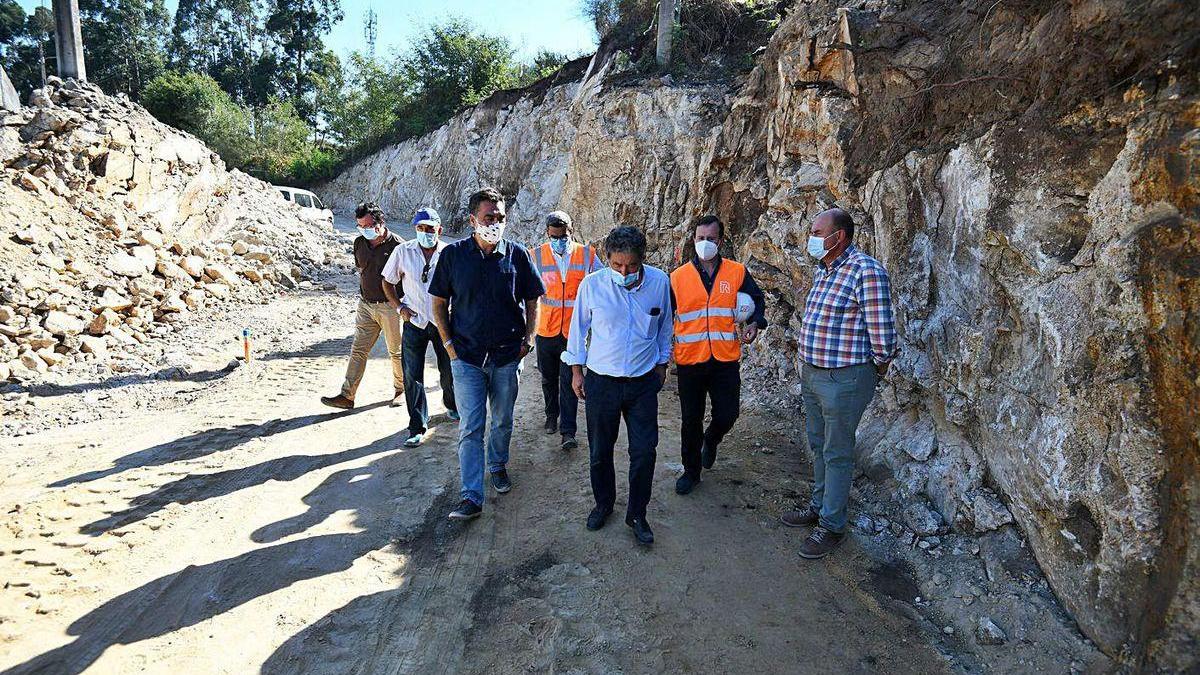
[589,370,655,382]
[804,361,870,371]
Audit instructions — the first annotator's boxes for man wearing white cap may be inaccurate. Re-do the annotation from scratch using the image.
[530,210,603,450]
[382,207,458,447]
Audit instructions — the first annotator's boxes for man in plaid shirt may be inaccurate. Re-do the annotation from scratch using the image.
[783,208,897,559]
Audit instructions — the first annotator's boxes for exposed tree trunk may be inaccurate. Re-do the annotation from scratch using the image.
[655,0,676,70]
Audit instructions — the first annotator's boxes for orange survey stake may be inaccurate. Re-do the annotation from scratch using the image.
[242,328,252,362]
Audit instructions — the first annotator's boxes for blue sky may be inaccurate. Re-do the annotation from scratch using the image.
[15,0,599,62]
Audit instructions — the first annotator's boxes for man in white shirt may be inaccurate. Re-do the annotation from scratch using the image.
[563,226,673,546]
[382,207,458,447]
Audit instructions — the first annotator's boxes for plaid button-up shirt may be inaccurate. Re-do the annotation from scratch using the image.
[798,245,898,368]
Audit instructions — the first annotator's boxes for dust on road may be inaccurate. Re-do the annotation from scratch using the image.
[0,284,949,674]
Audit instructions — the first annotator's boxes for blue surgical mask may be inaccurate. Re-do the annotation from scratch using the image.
[609,267,640,287]
[358,226,379,240]
[550,237,569,256]
[417,231,438,249]
[808,231,838,259]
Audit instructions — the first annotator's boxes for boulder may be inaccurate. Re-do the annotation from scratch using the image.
[107,252,149,278]
[903,501,944,536]
[241,268,263,283]
[14,226,49,245]
[215,242,234,256]
[975,617,1008,646]
[244,250,273,264]
[183,289,205,309]
[204,282,230,299]
[36,253,66,272]
[18,349,46,372]
[155,260,193,286]
[203,264,237,285]
[94,288,132,312]
[0,306,13,323]
[137,229,164,248]
[159,294,187,314]
[130,245,156,269]
[43,310,84,336]
[232,239,250,255]
[87,309,119,335]
[971,491,1015,532]
[179,255,205,278]
[79,335,108,356]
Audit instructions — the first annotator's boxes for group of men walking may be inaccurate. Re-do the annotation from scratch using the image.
[321,188,897,558]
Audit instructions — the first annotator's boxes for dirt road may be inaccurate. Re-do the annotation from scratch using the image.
[0,280,955,674]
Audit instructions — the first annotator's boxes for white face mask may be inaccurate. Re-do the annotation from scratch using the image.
[695,239,718,261]
[475,218,506,245]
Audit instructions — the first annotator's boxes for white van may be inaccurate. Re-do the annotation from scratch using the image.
[276,186,334,225]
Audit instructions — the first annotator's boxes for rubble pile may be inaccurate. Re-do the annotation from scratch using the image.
[0,78,345,384]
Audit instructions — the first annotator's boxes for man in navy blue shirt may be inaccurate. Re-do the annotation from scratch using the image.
[430,187,545,521]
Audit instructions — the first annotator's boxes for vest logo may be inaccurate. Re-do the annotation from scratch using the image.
[719,280,732,295]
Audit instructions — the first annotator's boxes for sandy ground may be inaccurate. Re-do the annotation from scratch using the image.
[0,274,1102,674]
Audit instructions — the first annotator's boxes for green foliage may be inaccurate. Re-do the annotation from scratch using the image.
[169,0,266,104]
[0,5,53,95]
[515,49,570,86]
[287,146,337,183]
[401,18,519,132]
[316,51,407,150]
[79,0,171,98]
[263,0,344,121]
[141,70,253,164]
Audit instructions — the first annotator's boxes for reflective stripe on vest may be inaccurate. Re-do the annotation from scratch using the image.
[670,259,746,364]
[534,243,593,338]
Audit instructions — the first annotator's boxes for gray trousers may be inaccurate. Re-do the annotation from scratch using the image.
[801,362,879,532]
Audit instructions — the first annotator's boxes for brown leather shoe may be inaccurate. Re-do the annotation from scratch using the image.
[780,507,819,528]
[798,526,845,559]
[320,394,354,410]
[390,390,404,407]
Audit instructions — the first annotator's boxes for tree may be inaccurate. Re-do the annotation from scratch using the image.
[262,0,343,121]
[517,49,570,86]
[402,18,518,133]
[78,0,171,98]
[169,0,265,104]
[0,4,53,94]
[316,50,407,151]
[141,70,253,165]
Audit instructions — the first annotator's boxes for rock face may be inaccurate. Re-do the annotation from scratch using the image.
[323,1,1197,668]
[0,79,343,381]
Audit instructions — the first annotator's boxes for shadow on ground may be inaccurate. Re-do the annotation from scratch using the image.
[8,443,460,675]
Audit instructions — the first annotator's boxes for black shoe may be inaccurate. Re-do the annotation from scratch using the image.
[491,469,512,494]
[780,506,820,528]
[798,526,845,559]
[626,516,654,545]
[544,418,558,434]
[701,441,717,469]
[561,435,578,451]
[675,472,700,495]
[586,506,612,531]
[448,499,482,521]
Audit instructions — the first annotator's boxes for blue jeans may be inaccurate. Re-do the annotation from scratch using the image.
[801,362,879,533]
[450,358,520,506]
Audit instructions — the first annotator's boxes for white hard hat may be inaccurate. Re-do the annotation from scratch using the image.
[735,292,755,324]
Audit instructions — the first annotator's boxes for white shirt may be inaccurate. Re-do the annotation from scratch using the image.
[562,266,674,378]
[551,246,569,277]
[381,239,447,329]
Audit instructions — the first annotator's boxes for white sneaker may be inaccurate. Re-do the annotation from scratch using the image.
[403,433,424,448]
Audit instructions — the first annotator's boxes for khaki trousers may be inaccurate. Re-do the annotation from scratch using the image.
[341,300,404,399]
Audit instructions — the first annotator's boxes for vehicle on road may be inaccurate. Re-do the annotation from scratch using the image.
[276,186,333,226]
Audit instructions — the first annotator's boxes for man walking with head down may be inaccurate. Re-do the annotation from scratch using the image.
[783,207,897,559]
[430,188,545,521]
[564,226,673,546]
[531,210,603,451]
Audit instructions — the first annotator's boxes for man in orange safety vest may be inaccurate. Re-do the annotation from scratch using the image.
[531,210,603,450]
[669,214,768,495]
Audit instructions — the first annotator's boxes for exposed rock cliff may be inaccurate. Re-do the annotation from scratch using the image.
[321,0,1197,668]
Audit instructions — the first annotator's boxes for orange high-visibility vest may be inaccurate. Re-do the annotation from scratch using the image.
[533,242,596,338]
[671,259,746,364]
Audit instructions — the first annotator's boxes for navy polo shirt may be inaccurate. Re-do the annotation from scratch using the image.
[428,236,545,368]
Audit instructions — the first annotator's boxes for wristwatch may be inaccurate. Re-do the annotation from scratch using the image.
[443,338,454,347]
